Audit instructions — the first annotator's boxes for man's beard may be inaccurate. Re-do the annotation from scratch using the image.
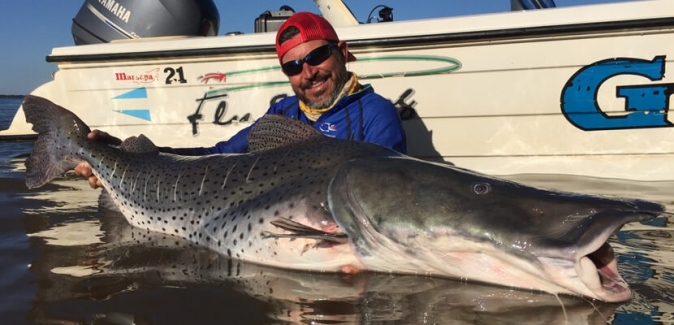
[298,61,350,109]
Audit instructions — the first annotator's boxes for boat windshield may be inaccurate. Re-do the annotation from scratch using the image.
[512,0,557,10]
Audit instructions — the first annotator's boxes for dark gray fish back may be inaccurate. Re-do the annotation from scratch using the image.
[247,114,323,153]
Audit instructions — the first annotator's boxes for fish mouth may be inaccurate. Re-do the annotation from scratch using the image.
[543,207,665,302]
[578,242,630,299]
[537,235,633,302]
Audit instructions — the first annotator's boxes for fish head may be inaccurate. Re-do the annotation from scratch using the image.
[327,156,666,302]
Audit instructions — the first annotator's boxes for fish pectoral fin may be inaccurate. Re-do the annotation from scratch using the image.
[261,232,348,243]
[270,218,324,233]
[262,218,348,243]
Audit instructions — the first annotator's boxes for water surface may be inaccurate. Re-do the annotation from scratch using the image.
[1,98,673,324]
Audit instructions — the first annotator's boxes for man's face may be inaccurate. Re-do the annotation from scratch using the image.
[281,39,350,109]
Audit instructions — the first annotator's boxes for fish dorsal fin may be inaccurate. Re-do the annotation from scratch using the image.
[119,134,159,154]
[247,114,323,153]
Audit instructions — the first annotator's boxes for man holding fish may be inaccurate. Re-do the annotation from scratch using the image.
[21,10,671,306]
[75,11,407,188]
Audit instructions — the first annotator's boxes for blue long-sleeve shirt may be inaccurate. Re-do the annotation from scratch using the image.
[164,84,407,155]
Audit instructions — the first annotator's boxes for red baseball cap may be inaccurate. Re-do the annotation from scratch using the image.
[275,12,357,63]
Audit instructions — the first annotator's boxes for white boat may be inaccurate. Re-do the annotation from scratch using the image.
[3,0,674,181]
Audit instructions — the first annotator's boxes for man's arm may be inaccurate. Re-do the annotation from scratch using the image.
[159,124,253,155]
[362,97,408,154]
[163,98,295,155]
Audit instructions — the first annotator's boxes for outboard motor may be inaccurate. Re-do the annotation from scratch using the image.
[71,0,220,45]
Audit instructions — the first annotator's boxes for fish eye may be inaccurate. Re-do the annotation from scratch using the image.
[472,183,491,195]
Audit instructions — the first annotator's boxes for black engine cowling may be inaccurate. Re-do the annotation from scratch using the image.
[72,0,220,45]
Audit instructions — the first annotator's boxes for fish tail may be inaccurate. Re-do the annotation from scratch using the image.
[22,95,91,189]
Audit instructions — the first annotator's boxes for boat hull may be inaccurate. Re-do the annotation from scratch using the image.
[3,1,674,181]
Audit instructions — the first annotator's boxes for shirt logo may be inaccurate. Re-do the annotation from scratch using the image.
[319,122,338,135]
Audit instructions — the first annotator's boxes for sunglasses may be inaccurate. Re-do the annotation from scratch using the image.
[281,43,337,76]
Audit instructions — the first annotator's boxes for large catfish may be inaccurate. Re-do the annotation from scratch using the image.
[22,95,666,302]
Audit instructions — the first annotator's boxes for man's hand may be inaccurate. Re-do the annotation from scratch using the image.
[73,130,122,189]
[88,130,123,146]
[74,161,102,189]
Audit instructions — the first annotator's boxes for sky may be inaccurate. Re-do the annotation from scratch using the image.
[0,0,631,95]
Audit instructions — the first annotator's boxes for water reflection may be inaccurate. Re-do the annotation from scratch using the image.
[26,210,619,325]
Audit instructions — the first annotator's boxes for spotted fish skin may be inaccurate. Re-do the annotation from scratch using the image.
[22,95,669,303]
[22,95,398,271]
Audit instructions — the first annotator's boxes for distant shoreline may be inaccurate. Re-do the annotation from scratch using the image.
[0,95,25,99]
